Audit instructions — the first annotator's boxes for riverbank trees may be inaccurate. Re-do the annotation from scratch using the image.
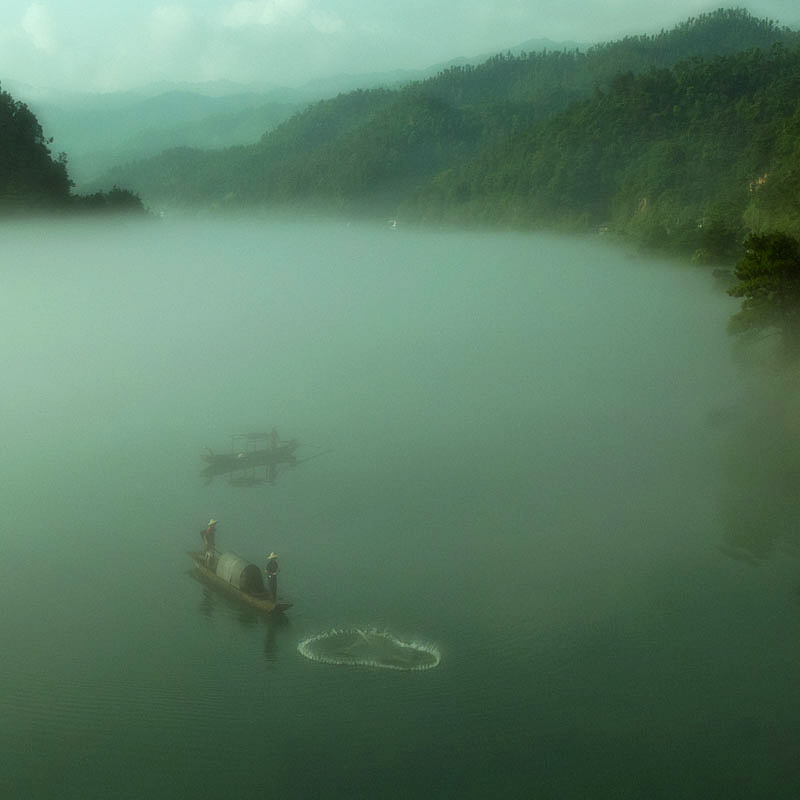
[728,232,800,346]
[0,84,144,214]
[0,86,72,210]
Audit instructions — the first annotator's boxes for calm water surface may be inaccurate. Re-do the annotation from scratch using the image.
[1,217,799,799]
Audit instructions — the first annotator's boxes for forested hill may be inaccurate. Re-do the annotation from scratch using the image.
[419,41,800,256]
[95,9,799,256]
[1,84,145,214]
[0,85,73,210]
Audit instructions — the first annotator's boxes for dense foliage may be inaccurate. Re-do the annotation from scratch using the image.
[93,9,799,256]
[0,85,72,210]
[424,42,800,253]
[728,232,800,341]
[0,84,144,214]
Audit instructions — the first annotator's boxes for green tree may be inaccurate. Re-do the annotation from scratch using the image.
[0,84,73,208]
[74,185,146,213]
[728,232,800,342]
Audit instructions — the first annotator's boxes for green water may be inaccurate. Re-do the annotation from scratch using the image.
[1,217,798,799]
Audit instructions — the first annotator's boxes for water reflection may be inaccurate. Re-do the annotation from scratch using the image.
[264,613,289,668]
[198,584,215,619]
[188,569,290,664]
[716,365,800,593]
[199,429,299,487]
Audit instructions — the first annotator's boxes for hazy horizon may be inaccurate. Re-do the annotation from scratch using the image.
[1,2,798,96]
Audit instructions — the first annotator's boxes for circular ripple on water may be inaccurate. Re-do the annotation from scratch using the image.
[297,628,441,671]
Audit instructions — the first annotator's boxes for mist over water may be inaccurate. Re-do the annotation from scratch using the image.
[2,217,799,799]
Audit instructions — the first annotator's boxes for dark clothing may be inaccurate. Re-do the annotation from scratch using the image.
[202,524,217,568]
[266,558,279,602]
[202,525,216,553]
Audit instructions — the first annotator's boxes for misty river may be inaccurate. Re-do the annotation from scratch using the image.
[1,216,799,799]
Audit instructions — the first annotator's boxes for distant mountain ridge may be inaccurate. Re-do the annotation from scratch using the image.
[8,6,800,260]
[11,42,582,188]
[87,10,796,220]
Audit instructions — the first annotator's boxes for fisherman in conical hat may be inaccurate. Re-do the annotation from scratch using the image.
[202,519,217,567]
[265,552,279,602]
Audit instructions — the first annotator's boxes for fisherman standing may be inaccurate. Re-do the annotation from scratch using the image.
[202,519,217,567]
[265,552,279,602]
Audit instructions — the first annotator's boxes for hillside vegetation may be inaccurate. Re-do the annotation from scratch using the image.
[90,8,799,259]
[30,90,304,187]
[0,84,145,214]
[8,8,800,253]
[0,86,72,210]
[421,40,800,260]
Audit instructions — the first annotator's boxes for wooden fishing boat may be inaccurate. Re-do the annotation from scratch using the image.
[189,550,292,614]
[200,428,331,487]
[200,439,298,477]
[200,430,298,484]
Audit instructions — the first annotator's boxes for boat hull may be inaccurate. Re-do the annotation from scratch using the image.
[189,551,292,614]
[200,441,298,479]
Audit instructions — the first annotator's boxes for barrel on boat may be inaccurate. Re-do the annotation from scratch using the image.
[214,552,265,595]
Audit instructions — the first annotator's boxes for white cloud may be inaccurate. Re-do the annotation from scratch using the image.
[1,1,797,95]
[150,5,194,44]
[310,11,345,35]
[222,0,308,28]
[21,3,55,53]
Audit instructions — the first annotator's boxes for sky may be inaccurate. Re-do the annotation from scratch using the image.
[0,1,798,94]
